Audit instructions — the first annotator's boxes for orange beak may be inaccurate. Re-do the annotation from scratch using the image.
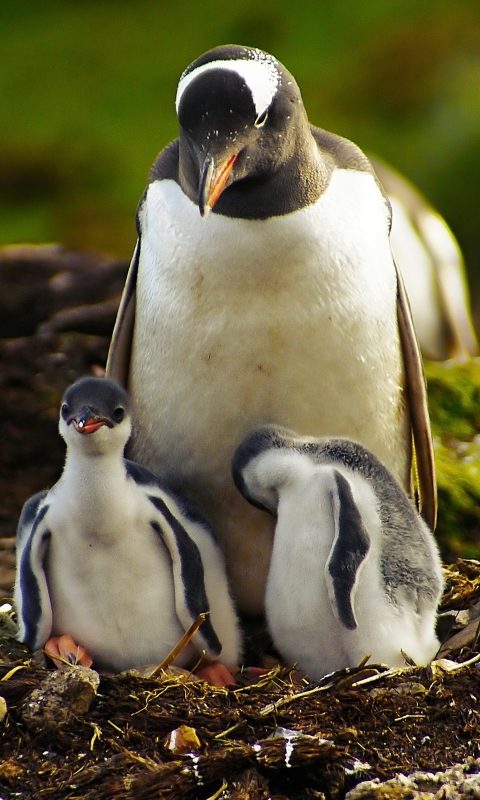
[70,407,112,435]
[73,419,108,435]
[199,153,238,217]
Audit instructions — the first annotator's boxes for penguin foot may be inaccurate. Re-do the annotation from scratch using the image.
[44,635,93,668]
[194,660,237,687]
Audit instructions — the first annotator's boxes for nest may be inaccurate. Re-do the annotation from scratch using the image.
[0,560,479,800]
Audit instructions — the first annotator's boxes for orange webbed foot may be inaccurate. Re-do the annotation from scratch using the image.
[44,635,93,668]
[194,660,237,687]
[242,666,269,677]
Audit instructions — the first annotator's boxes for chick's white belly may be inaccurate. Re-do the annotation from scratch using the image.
[46,525,190,672]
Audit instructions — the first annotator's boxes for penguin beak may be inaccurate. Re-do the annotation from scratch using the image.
[71,407,113,435]
[199,153,238,217]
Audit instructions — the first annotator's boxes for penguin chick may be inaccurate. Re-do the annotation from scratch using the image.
[232,425,443,679]
[14,377,241,684]
[107,44,436,616]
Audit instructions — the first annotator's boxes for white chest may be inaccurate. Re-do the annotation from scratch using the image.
[131,170,405,475]
[44,478,186,671]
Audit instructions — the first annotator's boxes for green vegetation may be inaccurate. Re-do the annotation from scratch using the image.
[426,359,480,559]
[2,0,480,288]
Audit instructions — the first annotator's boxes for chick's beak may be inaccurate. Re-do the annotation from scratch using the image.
[199,153,238,217]
[71,407,112,435]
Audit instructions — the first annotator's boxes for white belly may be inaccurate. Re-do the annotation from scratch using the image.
[46,508,190,672]
[129,170,410,614]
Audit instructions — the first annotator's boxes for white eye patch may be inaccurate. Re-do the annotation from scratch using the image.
[176,53,280,118]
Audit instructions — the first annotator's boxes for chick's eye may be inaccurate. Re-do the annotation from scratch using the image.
[61,403,69,419]
[113,407,124,423]
[254,109,268,128]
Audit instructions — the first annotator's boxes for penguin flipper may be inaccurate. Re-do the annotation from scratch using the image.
[148,494,222,659]
[14,498,53,651]
[106,239,139,386]
[16,490,48,551]
[396,261,437,531]
[326,470,370,630]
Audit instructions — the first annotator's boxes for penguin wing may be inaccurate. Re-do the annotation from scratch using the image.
[396,261,437,530]
[16,489,48,552]
[147,493,222,659]
[326,470,371,630]
[106,240,139,385]
[14,493,53,651]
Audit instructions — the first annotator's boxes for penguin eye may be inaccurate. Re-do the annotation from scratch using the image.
[113,407,125,423]
[61,403,69,419]
[254,109,268,128]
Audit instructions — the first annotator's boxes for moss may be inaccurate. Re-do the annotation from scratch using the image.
[426,359,480,442]
[426,359,480,559]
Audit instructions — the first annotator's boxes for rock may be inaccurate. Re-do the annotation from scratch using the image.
[0,244,127,338]
[164,725,202,755]
[0,602,17,638]
[345,758,480,799]
[456,599,480,626]
[437,617,480,658]
[19,665,100,731]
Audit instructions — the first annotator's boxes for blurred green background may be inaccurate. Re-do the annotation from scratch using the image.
[2,0,480,307]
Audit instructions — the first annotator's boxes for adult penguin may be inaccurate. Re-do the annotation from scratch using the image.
[107,45,436,616]
[371,156,478,362]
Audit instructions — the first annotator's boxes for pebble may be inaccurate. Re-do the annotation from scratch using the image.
[19,665,100,732]
[345,758,480,799]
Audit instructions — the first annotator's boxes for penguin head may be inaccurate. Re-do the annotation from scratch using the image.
[59,377,132,455]
[175,45,309,216]
[232,425,301,514]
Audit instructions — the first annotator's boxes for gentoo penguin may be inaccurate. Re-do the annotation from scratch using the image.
[232,425,443,679]
[371,157,478,361]
[14,377,241,685]
[107,44,436,616]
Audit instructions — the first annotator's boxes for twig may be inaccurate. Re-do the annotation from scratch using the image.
[149,612,209,677]
[214,723,241,739]
[260,682,334,715]
[205,780,228,800]
[1,664,28,681]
